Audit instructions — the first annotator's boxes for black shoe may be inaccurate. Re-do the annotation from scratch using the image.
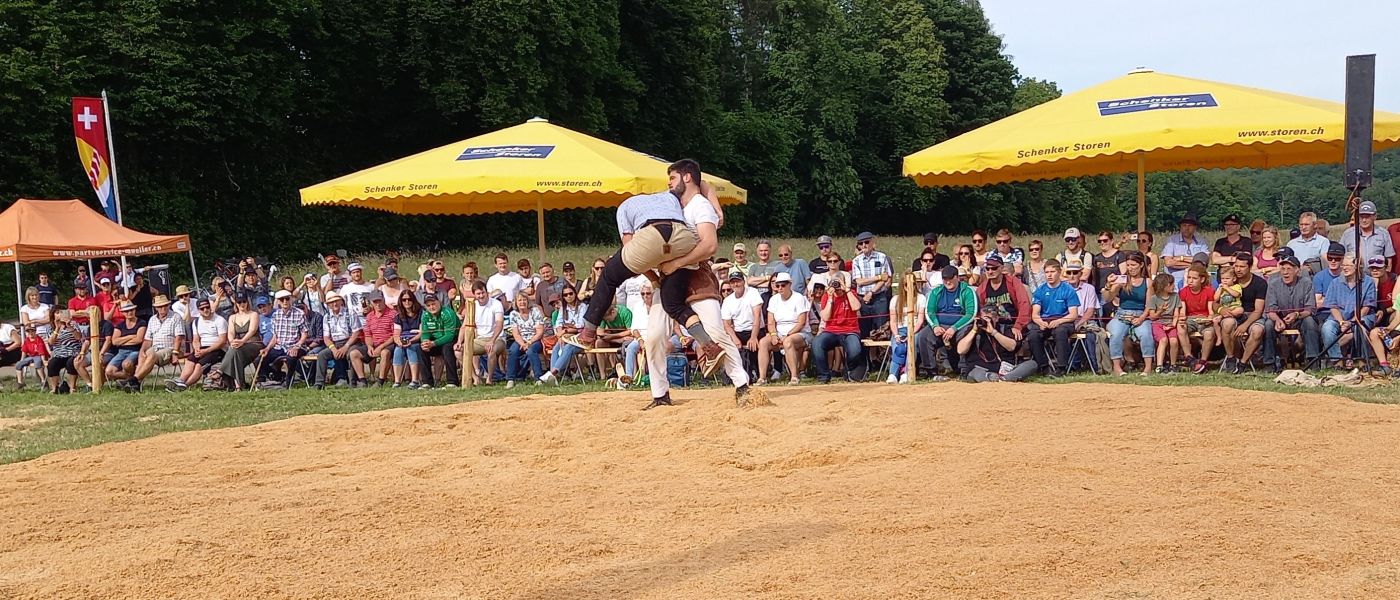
[314,383,324,391]
[1272,360,1284,375]
[734,384,751,407]
[1232,360,1247,375]
[816,377,830,384]
[644,394,672,411]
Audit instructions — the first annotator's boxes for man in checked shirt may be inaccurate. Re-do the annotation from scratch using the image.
[850,231,893,338]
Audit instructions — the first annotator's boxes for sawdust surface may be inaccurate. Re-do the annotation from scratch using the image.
[4,382,1400,599]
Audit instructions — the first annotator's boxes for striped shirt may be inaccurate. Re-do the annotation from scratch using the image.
[144,312,185,350]
[50,327,83,358]
[851,251,893,295]
[362,309,396,347]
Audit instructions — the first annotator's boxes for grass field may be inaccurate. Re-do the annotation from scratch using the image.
[2,371,1394,465]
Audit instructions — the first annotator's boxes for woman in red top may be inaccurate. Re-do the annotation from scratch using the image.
[1175,264,1217,374]
[811,276,864,383]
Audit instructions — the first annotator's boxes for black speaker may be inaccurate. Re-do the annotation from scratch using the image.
[1344,54,1376,190]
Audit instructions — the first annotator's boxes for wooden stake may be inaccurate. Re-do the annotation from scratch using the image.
[88,306,103,393]
[460,298,476,388]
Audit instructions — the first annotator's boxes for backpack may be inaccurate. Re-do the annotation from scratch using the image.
[666,353,689,387]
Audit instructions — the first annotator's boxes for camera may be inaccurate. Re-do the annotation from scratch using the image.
[1129,233,1138,241]
[979,317,994,330]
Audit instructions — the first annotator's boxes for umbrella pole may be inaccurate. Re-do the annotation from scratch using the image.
[1136,154,1146,233]
[13,262,20,313]
[187,250,199,289]
[536,199,546,263]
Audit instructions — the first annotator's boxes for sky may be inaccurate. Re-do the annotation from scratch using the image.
[981,0,1400,108]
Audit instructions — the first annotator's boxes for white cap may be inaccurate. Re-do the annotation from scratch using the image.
[347,262,364,272]
[1064,227,1081,239]
[773,272,793,283]
[274,290,293,300]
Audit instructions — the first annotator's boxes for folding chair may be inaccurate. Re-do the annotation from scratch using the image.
[863,339,893,381]
[1067,332,1101,375]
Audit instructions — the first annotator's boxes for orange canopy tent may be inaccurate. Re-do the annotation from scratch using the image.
[0,198,196,308]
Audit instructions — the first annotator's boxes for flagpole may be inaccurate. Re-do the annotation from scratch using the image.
[101,90,130,291]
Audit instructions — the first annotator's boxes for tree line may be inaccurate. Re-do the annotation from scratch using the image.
[0,0,1386,267]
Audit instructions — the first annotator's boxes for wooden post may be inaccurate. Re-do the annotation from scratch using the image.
[905,272,918,383]
[460,298,476,388]
[88,306,103,393]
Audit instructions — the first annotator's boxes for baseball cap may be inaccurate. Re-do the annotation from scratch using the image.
[940,265,960,280]
[1368,255,1386,268]
[856,231,875,243]
[1289,227,1302,240]
[562,261,575,271]
[728,271,744,281]
[1064,227,1081,239]
[383,267,399,280]
[1327,241,1347,257]
[233,292,249,304]
[196,298,211,309]
[984,255,1004,268]
[1063,259,1083,272]
[303,272,316,281]
[1192,252,1210,265]
[773,272,793,284]
[1276,246,1296,260]
[923,232,939,244]
[323,254,341,264]
[423,270,437,282]
[733,242,747,252]
[1222,214,1241,225]
[1280,255,1301,268]
[1360,201,1378,215]
[366,290,384,303]
[1180,212,1199,225]
[274,290,293,300]
[347,262,363,272]
[255,295,271,306]
[816,235,834,246]
[99,276,112,284]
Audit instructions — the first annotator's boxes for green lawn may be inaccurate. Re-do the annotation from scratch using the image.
[1,371,1393,466]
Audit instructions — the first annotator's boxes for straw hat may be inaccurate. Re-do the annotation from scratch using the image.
[151,295,172,307]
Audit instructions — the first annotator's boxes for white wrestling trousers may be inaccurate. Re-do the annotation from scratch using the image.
[645,298,749,398]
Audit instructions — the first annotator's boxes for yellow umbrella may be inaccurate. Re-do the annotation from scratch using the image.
[904,68,1400,231]
[301,117,747,260]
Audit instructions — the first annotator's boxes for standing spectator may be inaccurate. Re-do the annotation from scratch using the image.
[1132,231,1159,276]
[1162,213,1210,289]
[516,258,541,288]
[1315,218,1331,240]
[1321,255,1377,369]
[1211,214,1254,273]
[319,253,348,292]
[1028,260,1080,374]
[952,244,982,286]
[988,229,1026,281]
[771,244,812,295]
[487,253,527,304]
[1177,265,1217,374]
[73,265,92,295]
[535,263,565,309]
[376,268,409,311]
[810,253,851,295]
[296,273,328,316]
[1220,253,1270,374]
[1263,255,1320,373]
[428,260,456,296]
[758,272,811,385]
[975,255,1031,340]
[924,265,977,375]
[416,271,448,307]
[461,262,485,292]
[340,263,377,314]
[851,232,893,338]
[731,243,752,278]
[1341,201,1396,271]
[1091,230,1125,303]
[1105,253,1153,376]
[721,272,764,379]
[1287,212,1329,273]
[744,240,775,289]
[578,257,607,302]
[970,230,991,264]
[18,287,52,338]
[810,236,837,275]
[503,294,546,389]
[811,273,863,383]
[418,294,460,388]
[1024,240,1048,290]
[35,273,56,306]
[1055,228,1091,273]
[168,298,227,391]
[95,260,118,287]
[1249,219,1268,248]
[67,282,99,334]
[1254,226,1283,277]
[910,233,951,272]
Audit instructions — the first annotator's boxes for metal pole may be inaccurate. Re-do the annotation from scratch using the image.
[86,259,95,294]
[536,199,546,263]
[101,90,131,291]
[187,250,199,288]
[1136,154,1146,234]
[13,262,21,313]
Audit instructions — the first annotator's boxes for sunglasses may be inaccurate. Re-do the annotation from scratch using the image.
[1327,256,1343,261]
[1098,238,1111,243]
[972,238,986,243]
[1137,239,1151,244]
[1064,237,1078,242]
[772,282,790,287]
[857,241,871,247]
[1250,230,1263,235]
[593,266,604,270]
[996,238,1011,244]
[779,253,791,257]
[986,264,1001,270]
[956,252,971,256]
[1030,248,1043,252]
[563,292,576,297]
[641,292,654,296]
[920,258,935,263]
[817,244,831,250]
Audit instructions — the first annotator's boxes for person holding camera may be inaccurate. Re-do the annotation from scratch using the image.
[811,273,864,383]
[959,305,1038,382]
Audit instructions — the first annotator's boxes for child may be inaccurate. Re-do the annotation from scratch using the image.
[1146,273,1181,373]
[1176,265,1216,374]
[1215,269,1244,320]
[887,286,929,383]
[13,325,49,388]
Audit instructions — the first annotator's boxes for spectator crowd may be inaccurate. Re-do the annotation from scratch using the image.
[5,203,1399,394]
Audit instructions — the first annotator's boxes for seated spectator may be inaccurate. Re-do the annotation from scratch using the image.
[976,255,1031,340]
[19,286,52,338]
[105,302,146,383]
[951,244,982,286]
[758,272,811,385]
[812,274,863,383]
[1367,287,1400,375]
[360,291,396,384]
[922,265,976,375]
[14,325,48,388]
[1176,265,1216,374]
[1371,255,1396,326]
[720,272,764,380]
[537,285,585,386]
[1029,259,1081,374]
[1262,255,1319,372]
[503,294,546,389]
[417,293,460,388]
[453,283,505,385]
[1219,253,1269,374]
[0,321,16,368]
[958,305,1037,382]
[1313,242,1347,313]
[45,311,83,393]
[988,229,1026,281]
[258,291,308,386]
[1254,226,1283,277]
[887,279,928,383]
[1105,252,1152,376]
[1321,255,1377,369]
[316,292,365,388]
[169,298,227,391]
[391,291,425,388]
[127,295,184,391]
[1063,259,1101,372]
[215,294,264,391]
[1145,274,1182,373]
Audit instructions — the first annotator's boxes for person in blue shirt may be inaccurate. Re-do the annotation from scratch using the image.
[1312,242,1346,325]
[1321,255,1377,368]
[1028,259,1081,373]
